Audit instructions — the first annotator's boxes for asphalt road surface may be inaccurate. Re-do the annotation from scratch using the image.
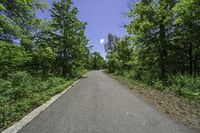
[18,71,196,133]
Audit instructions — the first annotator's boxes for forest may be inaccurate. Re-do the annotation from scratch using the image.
[0,0,200,131]
[0,0,105,130]
[105,0,200,101]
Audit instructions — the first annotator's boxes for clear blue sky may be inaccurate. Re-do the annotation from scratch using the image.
[37,0,131,58]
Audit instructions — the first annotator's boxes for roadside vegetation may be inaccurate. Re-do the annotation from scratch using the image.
[0,72,76,131]
[104,0,200,130]
[0,0,105,131]
[106,72,200,130]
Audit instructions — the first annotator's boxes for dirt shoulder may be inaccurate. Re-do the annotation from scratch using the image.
[105,72,200,132]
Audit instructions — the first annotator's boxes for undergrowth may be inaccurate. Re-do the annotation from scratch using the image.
[0,71,84,131]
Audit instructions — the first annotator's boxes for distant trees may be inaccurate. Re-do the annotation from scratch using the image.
[105,0,200,84]
[105,35,132,73]
[90,52,106,70]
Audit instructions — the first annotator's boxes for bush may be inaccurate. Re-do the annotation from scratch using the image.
[0,71,75,130]
[153,79,165,90]
[126,67,159,85]
[111,69,200,100]
[0,42,30,78]
[7,71,30,86]
[168,75,200,99]
[0,79,12,97]
[3,72,31,101]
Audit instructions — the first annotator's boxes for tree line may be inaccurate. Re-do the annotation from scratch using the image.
[0,0,105,79]
[105,0,200,96]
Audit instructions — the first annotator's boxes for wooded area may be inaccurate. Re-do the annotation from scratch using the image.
[105,0,200,99]
[0,0,200,131]
[0,0,105,130]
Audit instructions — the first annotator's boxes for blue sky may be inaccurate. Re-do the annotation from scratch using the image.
[37,0,131,58]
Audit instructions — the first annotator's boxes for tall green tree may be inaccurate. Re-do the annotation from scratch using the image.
[50,0,88,77]
[173,0,200,76]
[127,0,176,80]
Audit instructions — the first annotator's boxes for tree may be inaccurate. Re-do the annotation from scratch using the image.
[104,33,120,54]
[173,0,200,76]
[105,36,133,74]
[50,0,89,77]
[104,34,120,72]
[0,0,47,76]
[106,0,200,84]
[0,0,46,43]
[91,52,106,70]
[127,0,176,80]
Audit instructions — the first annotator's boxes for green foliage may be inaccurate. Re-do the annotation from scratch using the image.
[49,0,89,77]
[105,35,132,73]
[168,75,200,99]
[0,0,95,131]
[0,0,45,42]
[173,0,200,25]
[105,0,200,102]
[153,80,165,90]
[90,52,106,70]
[0,71,76,130]
[0,41,30,78]
[1,0,94,78]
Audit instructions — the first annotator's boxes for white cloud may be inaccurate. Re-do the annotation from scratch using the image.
[100,39,105,44]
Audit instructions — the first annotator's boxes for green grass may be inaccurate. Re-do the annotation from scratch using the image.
[105,71,200,104]
[0,71,86,131]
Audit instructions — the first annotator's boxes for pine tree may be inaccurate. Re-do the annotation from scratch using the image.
[50,0,88,77]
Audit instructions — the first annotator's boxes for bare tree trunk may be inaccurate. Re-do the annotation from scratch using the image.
[62,48,67,77]
[194,54,197,77]
[159,23,167,80]
[189,42,193,75]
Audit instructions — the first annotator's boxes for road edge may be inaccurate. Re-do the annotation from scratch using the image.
[2,72,88,133]
[104,71,200,133]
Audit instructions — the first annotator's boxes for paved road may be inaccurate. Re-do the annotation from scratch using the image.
[19,71,196,133]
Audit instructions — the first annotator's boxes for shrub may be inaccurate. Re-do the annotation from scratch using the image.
[4,72,31,101]
[0,79,12,97]
[168,75,200,99]
[0,42,30,78]
[153,79,165,90]
[0,71,75,130]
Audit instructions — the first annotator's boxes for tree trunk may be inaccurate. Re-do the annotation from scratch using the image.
[159,23,167,80]
[62,48,67,77]
[189,42,193,75]
[194,54,197,77]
